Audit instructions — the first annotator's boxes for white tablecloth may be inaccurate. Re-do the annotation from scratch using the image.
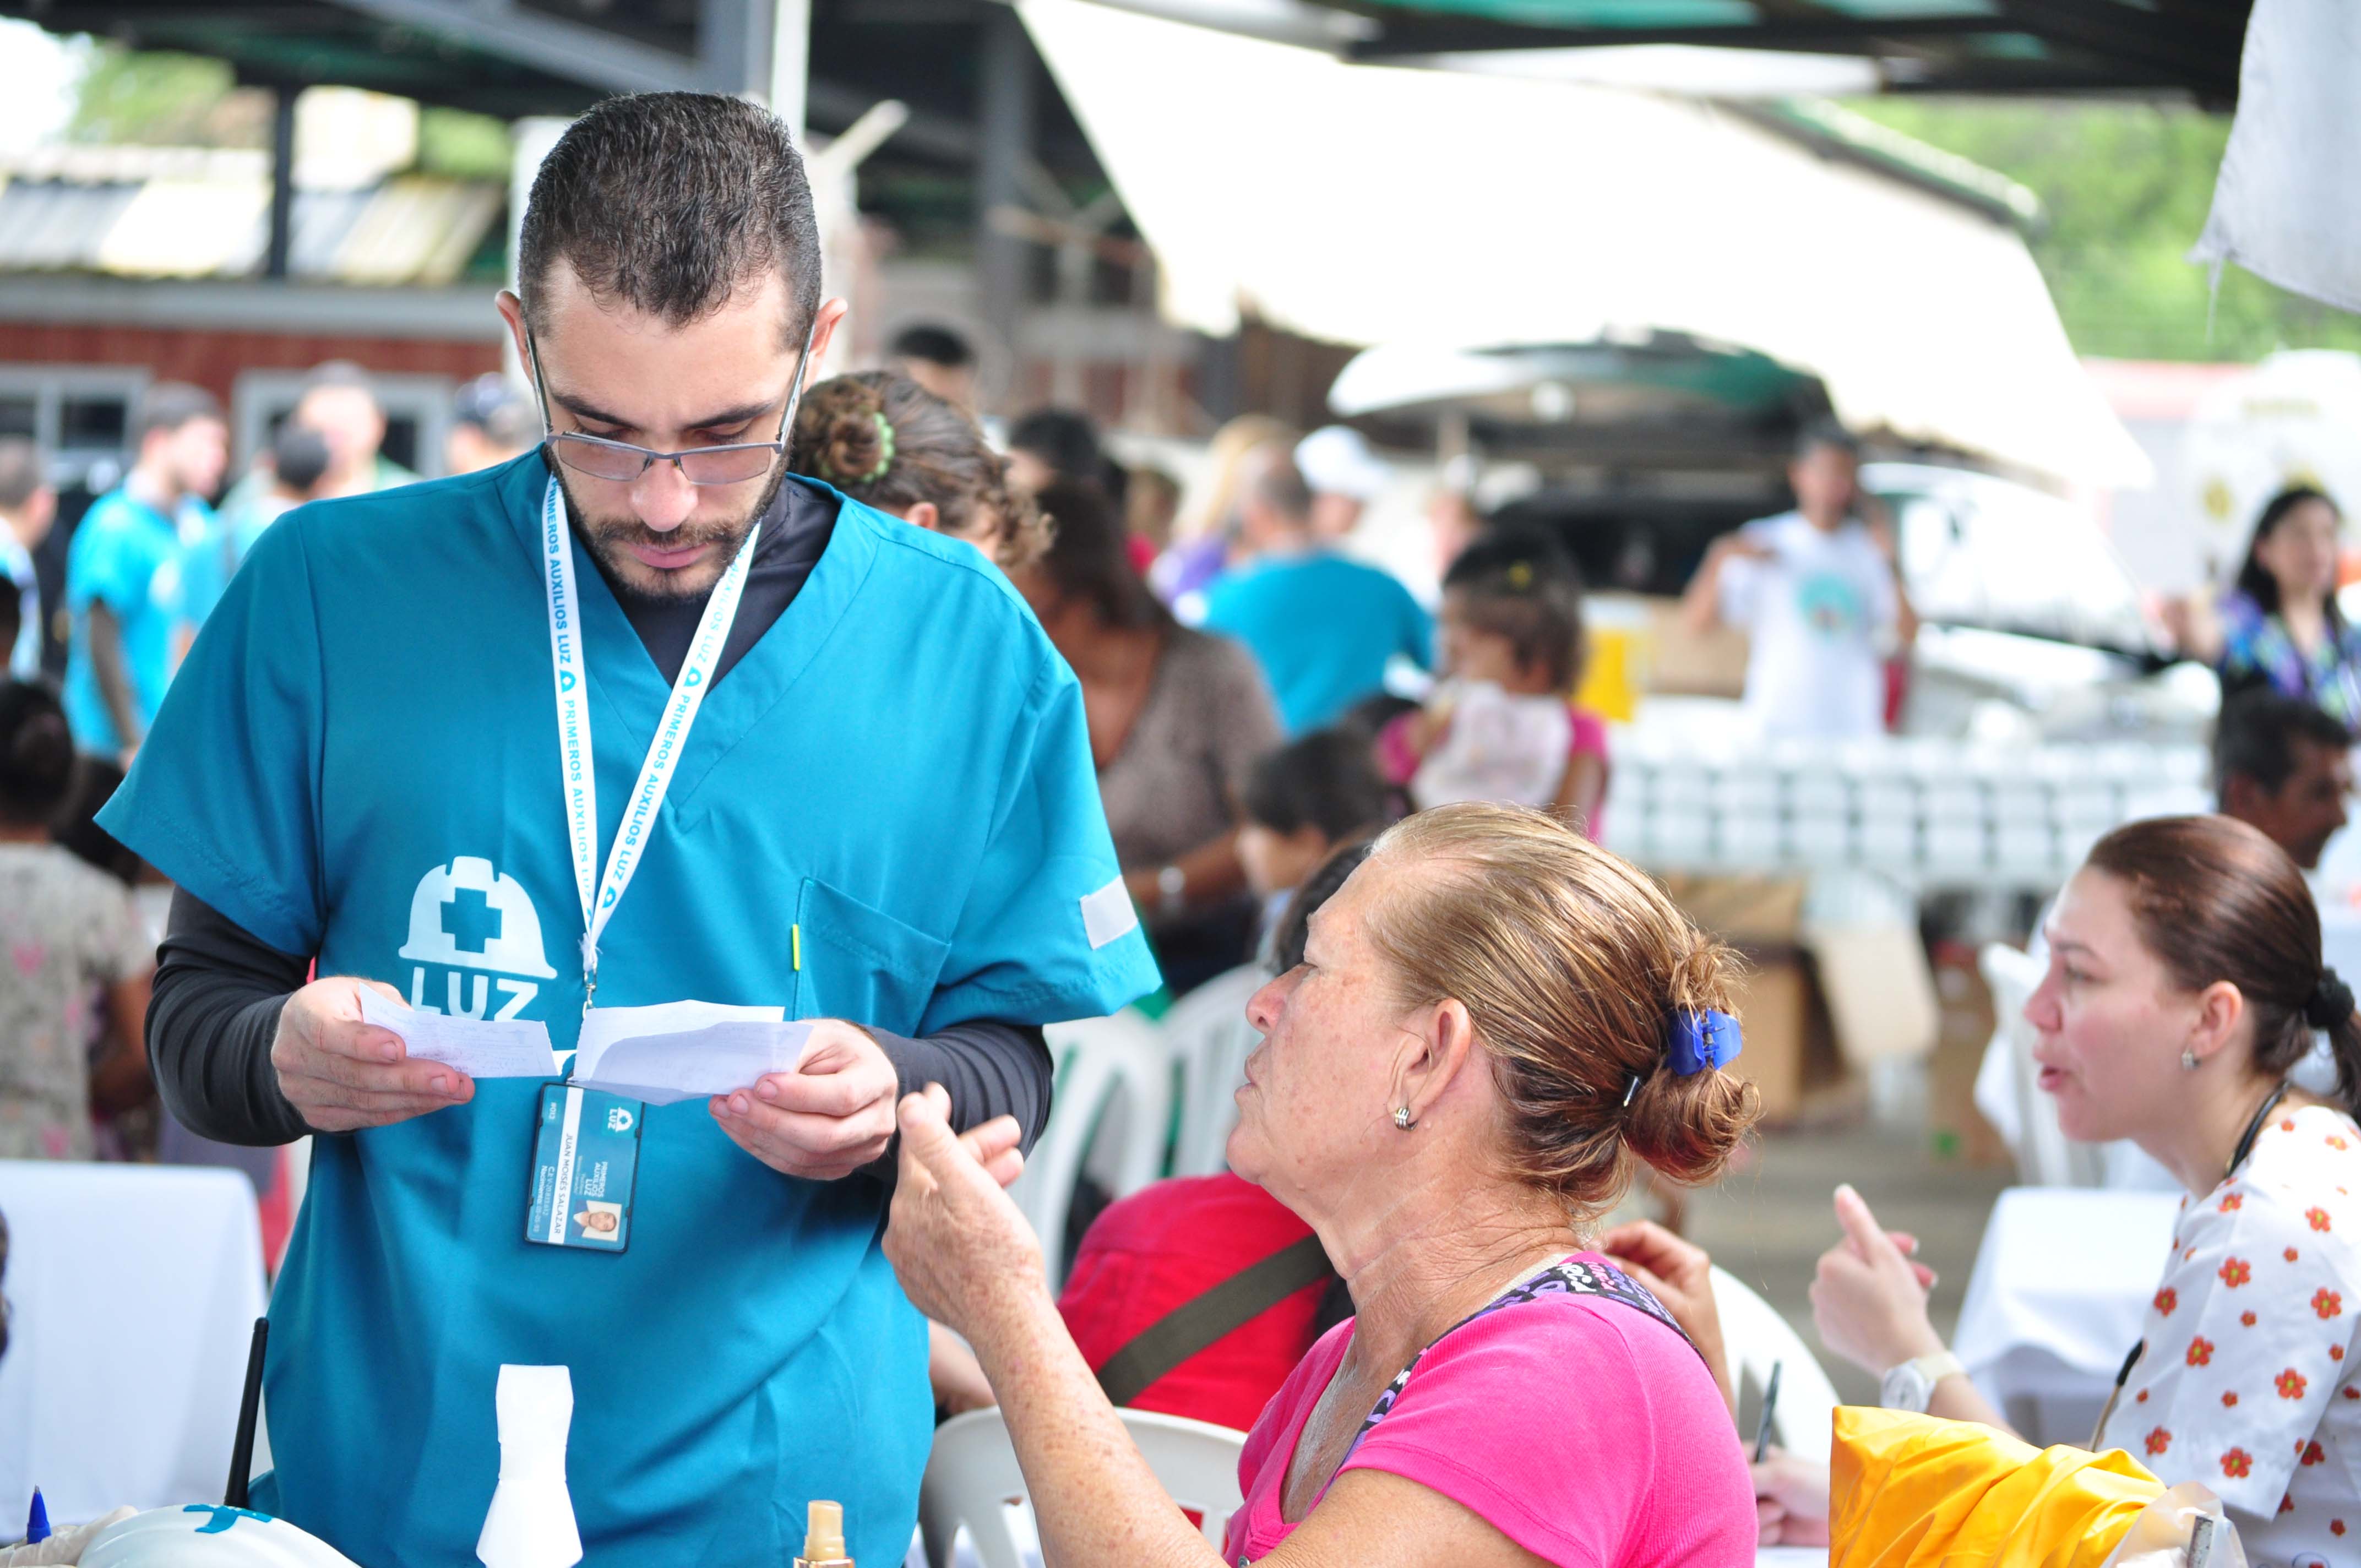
[1951,1186,2182,1448]
[0,1161,268,1521]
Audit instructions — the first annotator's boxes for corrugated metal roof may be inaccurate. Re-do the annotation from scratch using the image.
[0,149,503,286]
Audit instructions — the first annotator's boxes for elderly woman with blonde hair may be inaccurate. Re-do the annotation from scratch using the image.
[885,802,1760,1567]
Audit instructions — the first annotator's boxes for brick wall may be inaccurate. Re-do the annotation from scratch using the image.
[0,320,500,406]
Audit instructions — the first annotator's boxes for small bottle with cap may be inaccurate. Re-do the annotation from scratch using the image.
[795,1500,853,1568]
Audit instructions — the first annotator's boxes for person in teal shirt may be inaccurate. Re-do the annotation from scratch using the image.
[63,383,228,757]
[1197,450,1430,733]
[102,95,1158,1568]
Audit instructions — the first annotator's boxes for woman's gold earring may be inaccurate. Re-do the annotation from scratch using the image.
[1393,1107,1413,1130]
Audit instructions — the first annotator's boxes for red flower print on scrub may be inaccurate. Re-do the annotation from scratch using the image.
[2287,1247,2302,1262]
[2242,1311,2260,1327]
[2304,1440,2327,1467]
[2222,1392,2239,1407]
[2145,1428,2170,1456]
[2329,1134,2350,1150]
[2308,1207,2333,1232]
[2315,1289,2343,1319]
[2221,1257,2253,1288]
[2347,1386,2361,1401]
[2222,1448,2253,1479]
[2188,1337,2216,1366]
[2277,1368,2309,1400]
[2221,1192,2245,1212]
[2335,1520,2348,1537]
[2155,1286,2179,1316]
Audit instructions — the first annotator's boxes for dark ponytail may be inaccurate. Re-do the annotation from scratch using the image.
[0,681,75,826]
[2085,814,2359,1109]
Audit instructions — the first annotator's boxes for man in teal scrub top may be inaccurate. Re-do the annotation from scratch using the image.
[104,93,1159,1567]
[63,382,229,759]
[1198,450,1430,734]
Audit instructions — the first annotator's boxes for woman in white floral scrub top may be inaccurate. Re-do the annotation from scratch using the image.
[0,681,153,1161]
[1805,814,2361,1566]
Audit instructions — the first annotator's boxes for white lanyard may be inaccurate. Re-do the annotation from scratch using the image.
[542,476,758,1010]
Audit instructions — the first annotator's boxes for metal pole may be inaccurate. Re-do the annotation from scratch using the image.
[769,0,809,139]
[976,6,1035,403]
[265,85,297,280]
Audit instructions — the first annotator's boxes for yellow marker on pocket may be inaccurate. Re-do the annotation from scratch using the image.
[792,923,801,972]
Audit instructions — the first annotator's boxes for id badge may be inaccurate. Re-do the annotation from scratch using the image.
[526,1082,643,1253]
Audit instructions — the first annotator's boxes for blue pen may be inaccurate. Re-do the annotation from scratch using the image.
[25,1487,51,1544]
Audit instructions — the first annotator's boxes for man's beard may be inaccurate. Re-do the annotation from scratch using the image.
[557,461,787,605]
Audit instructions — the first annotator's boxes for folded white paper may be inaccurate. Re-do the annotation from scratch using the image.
[360,990,559,1079]
[477,1364,581,1568]
[570,1001,807,1106]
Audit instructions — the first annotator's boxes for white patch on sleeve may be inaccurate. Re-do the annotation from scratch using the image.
[1079,876,1139,950]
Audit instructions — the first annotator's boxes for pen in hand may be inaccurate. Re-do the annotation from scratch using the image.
[1753,1359,1783,1463]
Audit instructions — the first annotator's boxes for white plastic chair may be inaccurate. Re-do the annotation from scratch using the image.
[917,1406,1245,1568]
[1160,963,1268,1178]
[1710,1266,1840,1465]
[1979,942,2105,1188]
[1012,1012,1173,1288]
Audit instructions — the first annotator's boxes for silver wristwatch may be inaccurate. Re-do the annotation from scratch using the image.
[1880,1351,1965,1413]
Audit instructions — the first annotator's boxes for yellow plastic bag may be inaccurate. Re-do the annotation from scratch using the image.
[1830,1407,2164,1567]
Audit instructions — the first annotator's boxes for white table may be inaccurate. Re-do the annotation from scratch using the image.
[0,1161,268,1521]
[1951,1186,2182,1448]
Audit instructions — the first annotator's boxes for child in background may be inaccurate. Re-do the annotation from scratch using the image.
[1376,525,1610,837]
[1236,728,1394,954]
[0,682,155,1161]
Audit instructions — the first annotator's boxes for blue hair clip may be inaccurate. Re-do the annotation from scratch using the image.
[1667,1009,1743,1076]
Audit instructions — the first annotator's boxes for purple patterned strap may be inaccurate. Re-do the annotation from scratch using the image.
[1345,1259,1698,1460]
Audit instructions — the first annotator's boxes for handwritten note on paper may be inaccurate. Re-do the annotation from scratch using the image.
[360,990,560,1080]
[571,1005,809,1106]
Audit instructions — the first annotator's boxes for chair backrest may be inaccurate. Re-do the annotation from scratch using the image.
[1013,1011,1174,1289]
[918,1407,1245,1568]
[1978,942,2104,1188]
[1710,1266,1839,1466]
[1160,963,1267,1178]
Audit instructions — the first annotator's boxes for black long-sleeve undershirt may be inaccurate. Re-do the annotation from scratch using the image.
[148,890,1056,1160]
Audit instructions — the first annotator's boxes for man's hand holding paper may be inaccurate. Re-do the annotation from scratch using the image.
[275,977,479,1133]
[711,1020,901,1182]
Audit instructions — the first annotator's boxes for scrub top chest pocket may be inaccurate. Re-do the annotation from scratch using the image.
[791,877,952,1036]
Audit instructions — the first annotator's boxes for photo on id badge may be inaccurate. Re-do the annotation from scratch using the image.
[527,1082,643,1251]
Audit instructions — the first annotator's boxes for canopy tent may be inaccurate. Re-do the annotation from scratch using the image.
[1020,0,2153,490]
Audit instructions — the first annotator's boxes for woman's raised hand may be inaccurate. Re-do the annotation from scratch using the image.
[1808,1183,1945,1377]
[882,1085,1045,1341]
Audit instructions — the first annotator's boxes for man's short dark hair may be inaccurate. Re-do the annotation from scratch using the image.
[889,323,975,370]
[1795,418,1860,462]
[2214,690,2351,802]
[135,382,222,444]
[0,438,44,512]
[1244,729,1391,842]
[518,92,822,341]
[1007,408,1105,482]
[272,422,333,494]
[1249,456,1313,522]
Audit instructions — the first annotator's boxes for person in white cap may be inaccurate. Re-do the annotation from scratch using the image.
[1293,426,1391,543]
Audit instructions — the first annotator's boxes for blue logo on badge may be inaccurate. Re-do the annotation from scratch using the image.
[683,668,704,689]
[560,669,577,692]
[606,1106,635,1133]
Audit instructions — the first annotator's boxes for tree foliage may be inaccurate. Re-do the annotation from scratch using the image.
[1845,98,2361,363]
